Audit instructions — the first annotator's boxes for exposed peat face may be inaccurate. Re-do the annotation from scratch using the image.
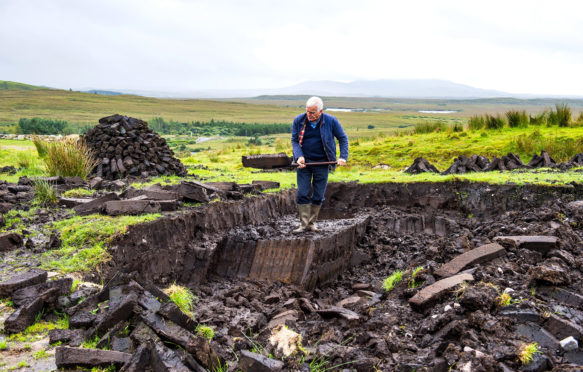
[94,181,583,371]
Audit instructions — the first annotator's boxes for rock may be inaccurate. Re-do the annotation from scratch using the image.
[0,232,24,252]
[267,309,299,329]
[316,306,360,321]
[0,269,47,297]
[12,277,72,307]
[49,329,87,347]
[172,182,210,203]
[119,344,150,372]
[55,346,132,369]
[252,180,281,190]
[409,273,474,311]
[89,177,104,189]
[104,200,161,216]
[519,352,552,372]
[140,311,221,369]
[405,157,440,174]
[543,314,583,341]
[560,336,578,352]
[157,302,197,332]
[58,197,91,208]
[494,236,558,255]
[73,193,120,216]
[434,243,506,278]
[458,284,497,312]
[239,350,284,372]
[529,262,569,286]
[149,340,191,371]
[515,322,559,350]
[3,296,45,333]
[536,286,583,309]
[499,309,541,324]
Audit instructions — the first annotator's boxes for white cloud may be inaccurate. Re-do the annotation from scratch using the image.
[1,0,582,94]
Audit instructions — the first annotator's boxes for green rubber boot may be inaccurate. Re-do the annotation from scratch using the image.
[293,204,311,233]
[307,204,321,232]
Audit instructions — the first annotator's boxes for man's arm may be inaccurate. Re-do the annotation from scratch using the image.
[332,118,349,164]
[291,117,304,161]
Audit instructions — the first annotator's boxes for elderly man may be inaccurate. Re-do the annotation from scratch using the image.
[291,96,349,233]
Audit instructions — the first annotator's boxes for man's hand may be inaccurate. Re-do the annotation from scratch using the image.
[337,158,346,166]
[297,156,306,168]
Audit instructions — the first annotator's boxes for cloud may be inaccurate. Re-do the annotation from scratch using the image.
[0,0,582,95]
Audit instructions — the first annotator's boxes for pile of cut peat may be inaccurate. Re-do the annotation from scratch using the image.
[83,114,187,180]
[406,150,583,175]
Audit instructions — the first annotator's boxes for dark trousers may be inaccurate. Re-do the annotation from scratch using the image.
[296,165,329,205]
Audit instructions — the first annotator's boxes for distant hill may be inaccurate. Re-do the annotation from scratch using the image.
[82,90,123,96]
[108,79,513,99]
[0,80,44,91]
[274,79,510,99]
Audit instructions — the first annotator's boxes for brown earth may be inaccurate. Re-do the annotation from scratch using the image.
[2,181,583,371]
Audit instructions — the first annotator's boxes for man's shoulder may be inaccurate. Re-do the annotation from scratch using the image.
[294,113,307,123]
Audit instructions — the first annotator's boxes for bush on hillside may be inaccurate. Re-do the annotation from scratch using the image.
[18,117,69,135]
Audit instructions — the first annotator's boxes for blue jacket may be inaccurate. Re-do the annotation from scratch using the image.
[291,112,349,164]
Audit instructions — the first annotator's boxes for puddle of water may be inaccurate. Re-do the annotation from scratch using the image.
[418,110,458,114]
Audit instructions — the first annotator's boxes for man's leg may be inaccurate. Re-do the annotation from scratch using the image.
[307,165,329,232]
[294,167,313,233]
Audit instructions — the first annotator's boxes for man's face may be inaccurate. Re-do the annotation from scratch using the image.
[306,105,323,122]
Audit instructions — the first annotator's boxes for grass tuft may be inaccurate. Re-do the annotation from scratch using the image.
[42,137,98,179]
[383,270,404,292]
[408,266,424,288]
[496,293,512,307]
[33,179,58,207]
[164,284,197,317]
[195,324,215,341]
[518,342,541,365]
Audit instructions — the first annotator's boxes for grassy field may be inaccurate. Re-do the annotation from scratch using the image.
[3,80,583,138]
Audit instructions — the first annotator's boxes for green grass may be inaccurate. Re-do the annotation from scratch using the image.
[33,349,49,360]
[33,179,58,207]
[408,266,424,289]
[42,137,97,179]
[496,293,512,307]
[0,338,7,350]
[164,283,197,317]
[62,188,94,198]
[518,342,541,365]
[195,324,215,341]
[41,213,162,273]
[383,270,404,292]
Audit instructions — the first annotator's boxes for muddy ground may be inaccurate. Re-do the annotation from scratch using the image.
[1,181,583,371]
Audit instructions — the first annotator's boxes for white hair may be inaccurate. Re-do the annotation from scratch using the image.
[306,96,324,111]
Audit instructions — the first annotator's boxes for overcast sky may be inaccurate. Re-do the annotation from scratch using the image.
[1,0,583,95]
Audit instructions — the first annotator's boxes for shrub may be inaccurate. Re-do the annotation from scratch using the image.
[164,284,197,317]
[32,135,50,158]
[16,151,37,168]
[33,179,58,207]
[43,137,97,179]
[484,114,505,129]
[554,103,572,127]
[529,111,547,126]
[506,110,529,128]
[18,117,68,134]
[468,115,485,131]
[367,125,375,129]
[414,121,447,134]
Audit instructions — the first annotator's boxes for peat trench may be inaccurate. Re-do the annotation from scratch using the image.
[88,181,583,371]
[4,181,583,371]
